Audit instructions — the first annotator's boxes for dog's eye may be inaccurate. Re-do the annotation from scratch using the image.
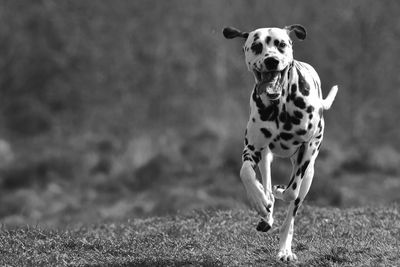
[279,42,287,49]
[250,42,263,55]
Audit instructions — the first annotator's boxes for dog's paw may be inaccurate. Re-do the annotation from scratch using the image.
[243,179,273,217]
[272,185,286,200]
[256,218,273,232]
[277,250,298,262]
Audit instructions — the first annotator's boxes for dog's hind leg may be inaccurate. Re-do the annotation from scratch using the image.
[272,135,322,202]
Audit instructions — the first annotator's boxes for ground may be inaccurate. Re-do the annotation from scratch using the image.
[1,205,399,266]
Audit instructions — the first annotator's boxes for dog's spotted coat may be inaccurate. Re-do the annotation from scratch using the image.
[223,25,338,262]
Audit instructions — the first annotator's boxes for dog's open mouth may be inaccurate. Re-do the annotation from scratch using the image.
[254,70,283,99]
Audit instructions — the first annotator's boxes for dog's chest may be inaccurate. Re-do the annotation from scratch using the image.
[248,85,323,157]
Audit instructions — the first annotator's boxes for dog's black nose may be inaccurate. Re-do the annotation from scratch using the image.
[264,57,279,70]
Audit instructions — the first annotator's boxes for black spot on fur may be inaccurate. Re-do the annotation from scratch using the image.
[292,182,297,190]
[252,154,260,164]
[308,123,313,130]
[294,111,303,119]
[309,114,313,120]
[307,106,314,113]
[286,93,291,103]
[279,105,287,121]
[317,142,322,150]
[266,36,271,45]
[280,132,293,141]
[283,121,292,131]
[261,105,279,121]
[297,68,310,96]
[249,151,261,165]
[248,145,255,151]
[280,143,289,150]
[269,143,275,150]
[287,173,295,185]
[274,39,280,47]
[252,90,279,121]
[275,117,280,129]
[293,141,300,145]
[287,84,297,103]
[243,156,252,162]
[252,89,264,106]
[252,117,256,122]
[260,128,272,138]
[316,134,322,139]
[301,160,310,178]
[294,97,306,109]
[279,111,288,123]
[293,206,299,216]
[253,33,259,41]
[293,198,301,216]
[291,116,301,125]
[266,203,272,210]
[297,144,305,164]
[244,138,248,145]
[291,84,297,94]
[251,42,263,55]
[296,129,307,135]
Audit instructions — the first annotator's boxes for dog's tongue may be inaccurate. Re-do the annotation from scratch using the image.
[256,72,281,95]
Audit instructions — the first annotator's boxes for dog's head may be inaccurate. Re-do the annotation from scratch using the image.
[223,25,306,100]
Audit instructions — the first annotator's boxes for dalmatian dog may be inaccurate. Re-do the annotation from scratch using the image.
[223,25,338,261]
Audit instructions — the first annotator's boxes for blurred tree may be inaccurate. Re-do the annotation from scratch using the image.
[0,1,85,136]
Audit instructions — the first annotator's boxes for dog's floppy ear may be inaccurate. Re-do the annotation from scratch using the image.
[285,24,307,40]
[223,27,249,39]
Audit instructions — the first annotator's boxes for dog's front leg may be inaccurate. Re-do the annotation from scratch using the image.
[256,149,275,231]
[277,202,297,262]
[275,139,320,262]
[277,158,316,262]
[240,160,272,218]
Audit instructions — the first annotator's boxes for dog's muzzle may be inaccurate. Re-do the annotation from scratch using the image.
[264,57,279,71]
[253,57,287,99]
[254,70,284,99]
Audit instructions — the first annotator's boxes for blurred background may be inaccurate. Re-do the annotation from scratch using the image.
[0,0,399,227]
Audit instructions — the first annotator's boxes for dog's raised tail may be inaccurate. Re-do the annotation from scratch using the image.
[322,85,338,110]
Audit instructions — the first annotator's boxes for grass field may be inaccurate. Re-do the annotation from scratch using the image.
[1,205,399,266]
